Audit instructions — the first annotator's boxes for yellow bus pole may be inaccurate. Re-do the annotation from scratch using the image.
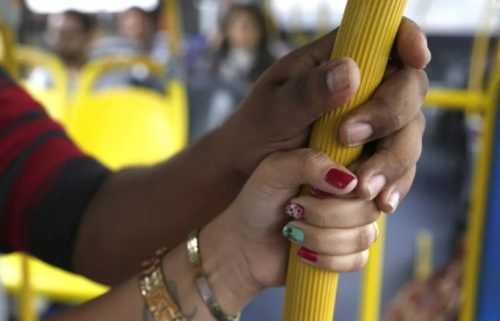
[283,1,407,321]
[468,0,496,91]
[162,0,183,57]
[19,255,36,321]
[460,40,500,321]
[0,19,18,77]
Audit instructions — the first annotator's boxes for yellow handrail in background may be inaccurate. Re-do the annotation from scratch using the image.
[460,39,499,321]
[0,19,18,77]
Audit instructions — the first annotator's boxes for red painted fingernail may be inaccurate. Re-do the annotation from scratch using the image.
[310,187,334,198]
[285,203,305,220]
[298,247,318,263]
[325,168,355,189]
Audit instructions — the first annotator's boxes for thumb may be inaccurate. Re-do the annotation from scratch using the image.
[277,58,360,125]
[248,149,358,200]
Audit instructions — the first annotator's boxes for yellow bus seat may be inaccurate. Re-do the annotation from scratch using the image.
[0,254,107,303]
[16,46,69,122]
[72,56,188,151]
[67,87,180,170]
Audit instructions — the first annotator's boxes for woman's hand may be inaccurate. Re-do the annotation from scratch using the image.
[201,149,381,313]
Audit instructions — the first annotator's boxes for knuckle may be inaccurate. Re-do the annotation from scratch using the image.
[259,152,282,172]
[372,95,406,131]
[373,95,392,112]
[305,231,323,252]
[353,251,370,270]
[368,205,382,223]
[417,112,427,133]
[357,226,375,250]
[389,112,405,130]
[417,69,430,96]
[388,149,412,172]
[301,149,330,176]
[310,201,333,227]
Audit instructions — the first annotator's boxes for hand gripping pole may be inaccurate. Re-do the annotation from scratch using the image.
[283,1,408,321]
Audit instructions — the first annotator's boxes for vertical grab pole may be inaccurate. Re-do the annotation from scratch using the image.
[465,41,500,321]
[20,255,36,321]
[283,1,408,321]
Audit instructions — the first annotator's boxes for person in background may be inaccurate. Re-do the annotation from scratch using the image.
[189,4,275,141]
[90,6,176,93]
[116,7,171,65]
[212,4,275,85]
[44,11,96,91]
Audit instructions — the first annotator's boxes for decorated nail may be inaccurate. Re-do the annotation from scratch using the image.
[298,247,318,263]
[285,203,305,220]
[282,224,305,244]
[325,168,356,189]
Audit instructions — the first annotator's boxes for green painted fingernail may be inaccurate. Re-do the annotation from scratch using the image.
[282,225,305,244]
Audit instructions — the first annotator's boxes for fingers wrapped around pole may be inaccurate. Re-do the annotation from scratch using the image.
[283,1,409,321]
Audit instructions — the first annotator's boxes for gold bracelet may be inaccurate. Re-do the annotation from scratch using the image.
[187,230,240,321]
[139,247,188,321]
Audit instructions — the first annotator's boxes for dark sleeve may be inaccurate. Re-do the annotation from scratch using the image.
[0,67,111,271]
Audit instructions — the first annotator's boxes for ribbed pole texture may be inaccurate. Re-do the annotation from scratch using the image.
[283,1,408,321]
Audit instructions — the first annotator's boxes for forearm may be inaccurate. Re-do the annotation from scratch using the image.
[73,128,248,285]
[48,214,257,321]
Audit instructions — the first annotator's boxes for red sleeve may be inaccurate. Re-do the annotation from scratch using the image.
[0,67,110,270]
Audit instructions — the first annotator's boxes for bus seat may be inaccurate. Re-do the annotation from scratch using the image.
[67,87,180,170]
[0,254,107,303]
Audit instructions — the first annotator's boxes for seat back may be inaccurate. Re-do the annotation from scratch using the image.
[67,87,180,170]
[67,56,185,169]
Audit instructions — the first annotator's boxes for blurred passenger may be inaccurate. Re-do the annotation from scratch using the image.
[189,4,275,141]
[45,11,96,91]
[90,7,173,93]
[116,7,170,65]
[212,4,275,84]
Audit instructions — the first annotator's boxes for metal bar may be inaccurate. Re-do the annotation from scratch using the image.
[424,89,486,112]
[459,42,500,321]
[19,255,36,321]
[476,40,500,321]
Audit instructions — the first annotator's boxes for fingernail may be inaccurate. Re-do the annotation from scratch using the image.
[285,203,305,220]
[298,247,318,263]
[387,191,401,213]
[325,168,355,189]
[282,224,305,244]
[344,123,374,146]
[326,61,350,93]
[310,187,333,198]
[367,175,386,200]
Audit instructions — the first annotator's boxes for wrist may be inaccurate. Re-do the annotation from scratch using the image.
[200,215,262,314]
[207,115,260,178]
